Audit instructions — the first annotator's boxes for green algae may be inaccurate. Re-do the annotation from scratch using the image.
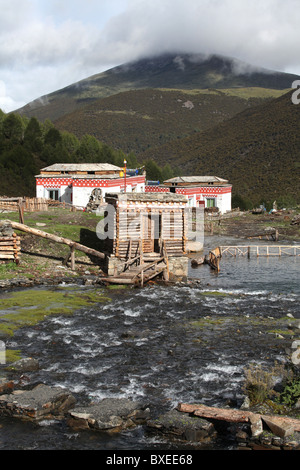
[5,349,22,363]
[0,287,111,337]
[200,291,229,297]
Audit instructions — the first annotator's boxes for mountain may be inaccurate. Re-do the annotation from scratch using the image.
[13,53,300,205]
[53,88,280,155]
[141,89,300,205]
[16,53,298,122]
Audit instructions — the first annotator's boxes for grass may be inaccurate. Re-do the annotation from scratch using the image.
[0,208,104,278]
[157,87,289,99]
[0,287,111,339]
[0,262,18,279]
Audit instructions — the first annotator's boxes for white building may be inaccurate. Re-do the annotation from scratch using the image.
[36,163,146,208]
[146,176,232,214]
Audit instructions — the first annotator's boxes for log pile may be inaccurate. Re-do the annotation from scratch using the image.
[0,221,21,264]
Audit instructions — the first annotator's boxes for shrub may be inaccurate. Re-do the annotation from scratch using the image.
[243,362,293,406]
[277,377,300,407]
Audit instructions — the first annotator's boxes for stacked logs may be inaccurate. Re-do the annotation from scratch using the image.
[0,221,21,264]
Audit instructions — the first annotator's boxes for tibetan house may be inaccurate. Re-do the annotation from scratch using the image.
[102,192,189,281]
[36,163,145,208]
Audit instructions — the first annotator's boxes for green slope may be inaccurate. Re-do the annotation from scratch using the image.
[54,88,284,155]
[141,90,300,204]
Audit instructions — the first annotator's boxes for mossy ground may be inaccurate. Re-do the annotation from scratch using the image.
[0,286,111,339]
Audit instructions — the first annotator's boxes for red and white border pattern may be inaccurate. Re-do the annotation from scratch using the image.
[36,175,145,188]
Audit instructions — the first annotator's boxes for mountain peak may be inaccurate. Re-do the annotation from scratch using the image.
[16,52,299,122]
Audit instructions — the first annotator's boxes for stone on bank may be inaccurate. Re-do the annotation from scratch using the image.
[67,398,150,432]
[0,384,76,420]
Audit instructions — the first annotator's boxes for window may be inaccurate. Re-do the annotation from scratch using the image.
[48,189,59,201]
[206,198,216,208]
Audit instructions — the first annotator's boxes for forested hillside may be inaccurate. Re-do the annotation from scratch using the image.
[141,90,300,207]
[54,88,276,155]
[0,111,140,197]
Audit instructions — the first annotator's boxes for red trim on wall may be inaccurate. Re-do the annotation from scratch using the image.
[176,186,232,196]
[145,185,232,196]
[145,186,170,192]
[36,175,145,188]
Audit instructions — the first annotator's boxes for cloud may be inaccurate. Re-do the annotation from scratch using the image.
[101,0,300,72]
[1,0,300,112]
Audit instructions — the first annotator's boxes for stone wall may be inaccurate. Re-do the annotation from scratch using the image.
[168,256,189,282]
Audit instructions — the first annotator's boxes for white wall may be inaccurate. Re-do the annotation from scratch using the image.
[216,192,231,214]
[36,185,44,198]
[60,185,72,204]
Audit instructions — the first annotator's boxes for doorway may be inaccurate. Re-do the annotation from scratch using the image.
[141,213,162,253]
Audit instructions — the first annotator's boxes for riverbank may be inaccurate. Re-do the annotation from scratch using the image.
[0,207,299,283]
[0,232,299,450]
[206,208,300,241]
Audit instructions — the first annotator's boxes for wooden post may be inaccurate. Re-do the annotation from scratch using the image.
[18,199,24,224]
[248,246,251,258]
[70,246,75,271]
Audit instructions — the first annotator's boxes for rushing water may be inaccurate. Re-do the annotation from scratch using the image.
[0,236,299,450]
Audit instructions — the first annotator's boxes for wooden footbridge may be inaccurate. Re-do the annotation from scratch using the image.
[101,255,168,287]
[100,240,170,287]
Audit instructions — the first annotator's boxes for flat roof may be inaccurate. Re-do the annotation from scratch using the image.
[40,163,122,172]
[105,192,188,203]
[164,176,228,184]
[35,174,125,180]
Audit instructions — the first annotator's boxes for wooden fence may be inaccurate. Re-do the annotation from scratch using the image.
[0,197,80,214]
[220,245,300,257]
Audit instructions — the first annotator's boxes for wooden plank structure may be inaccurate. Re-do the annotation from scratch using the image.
[104,193,188,258]
[208,244,300,273]
[0,197,48,213]
[0,197,79,216]
[220,245,300,257]
[101,193,188,285]
[208,246,221,272]
[0,233,21,264]
[0,221,21,264]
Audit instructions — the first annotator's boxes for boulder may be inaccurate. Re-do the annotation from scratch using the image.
[0,384,76,420]
[67,398,150,432]
[262,416,295,438]
[9,357,39,372]
[147,409,216,442]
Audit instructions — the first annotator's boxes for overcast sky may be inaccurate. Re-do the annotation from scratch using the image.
[1,0,300,112]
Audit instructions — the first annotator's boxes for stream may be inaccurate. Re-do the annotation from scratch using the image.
[0,236,299,450]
